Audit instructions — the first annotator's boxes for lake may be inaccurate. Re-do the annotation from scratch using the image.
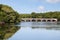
[8,22,60,40]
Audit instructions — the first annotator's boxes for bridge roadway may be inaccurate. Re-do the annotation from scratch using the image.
[21,18,57,22]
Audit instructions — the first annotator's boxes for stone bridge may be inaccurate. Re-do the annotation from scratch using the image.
[21,18,57,22]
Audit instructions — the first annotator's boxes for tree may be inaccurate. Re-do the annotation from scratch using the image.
[0,4,21,23]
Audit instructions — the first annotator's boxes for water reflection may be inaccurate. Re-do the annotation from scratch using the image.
[20,22,60,28]
[32,26,60,30]
[0,24,20,40]
[31,22,60,30]
[9,22,60,40]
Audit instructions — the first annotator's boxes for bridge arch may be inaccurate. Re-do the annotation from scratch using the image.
[42,20,46,22]
[52,20,57,22]
[47,20,51,22]
[37,20,41,22]
[32,19,36,22]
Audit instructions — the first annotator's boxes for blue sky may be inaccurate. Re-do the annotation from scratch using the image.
[0,0,60,14]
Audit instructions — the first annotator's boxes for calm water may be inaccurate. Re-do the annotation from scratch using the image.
[8,22,60,40]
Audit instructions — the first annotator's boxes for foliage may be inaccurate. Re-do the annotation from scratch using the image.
[20,11,60,21]
[0,4,21,23]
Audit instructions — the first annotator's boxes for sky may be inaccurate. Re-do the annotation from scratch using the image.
[0,0,60,14]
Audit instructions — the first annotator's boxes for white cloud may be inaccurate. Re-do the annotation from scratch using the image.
[38,6,45,11]
[46,0,60,3]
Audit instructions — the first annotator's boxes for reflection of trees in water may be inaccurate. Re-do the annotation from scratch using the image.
[30,22,60,30]
[0,24,20,40]
[31,22,60,30]
[57,22,60,25]
[31,22,60,27]
[32,26,60,30]
[31,22,57,25]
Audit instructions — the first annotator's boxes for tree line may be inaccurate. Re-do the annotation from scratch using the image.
[20,12,60,21]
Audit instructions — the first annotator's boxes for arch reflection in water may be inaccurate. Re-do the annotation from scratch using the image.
[31,22,60,30]
[31,22,57,27]
[32,26,60,30]
[0,24,20,40]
